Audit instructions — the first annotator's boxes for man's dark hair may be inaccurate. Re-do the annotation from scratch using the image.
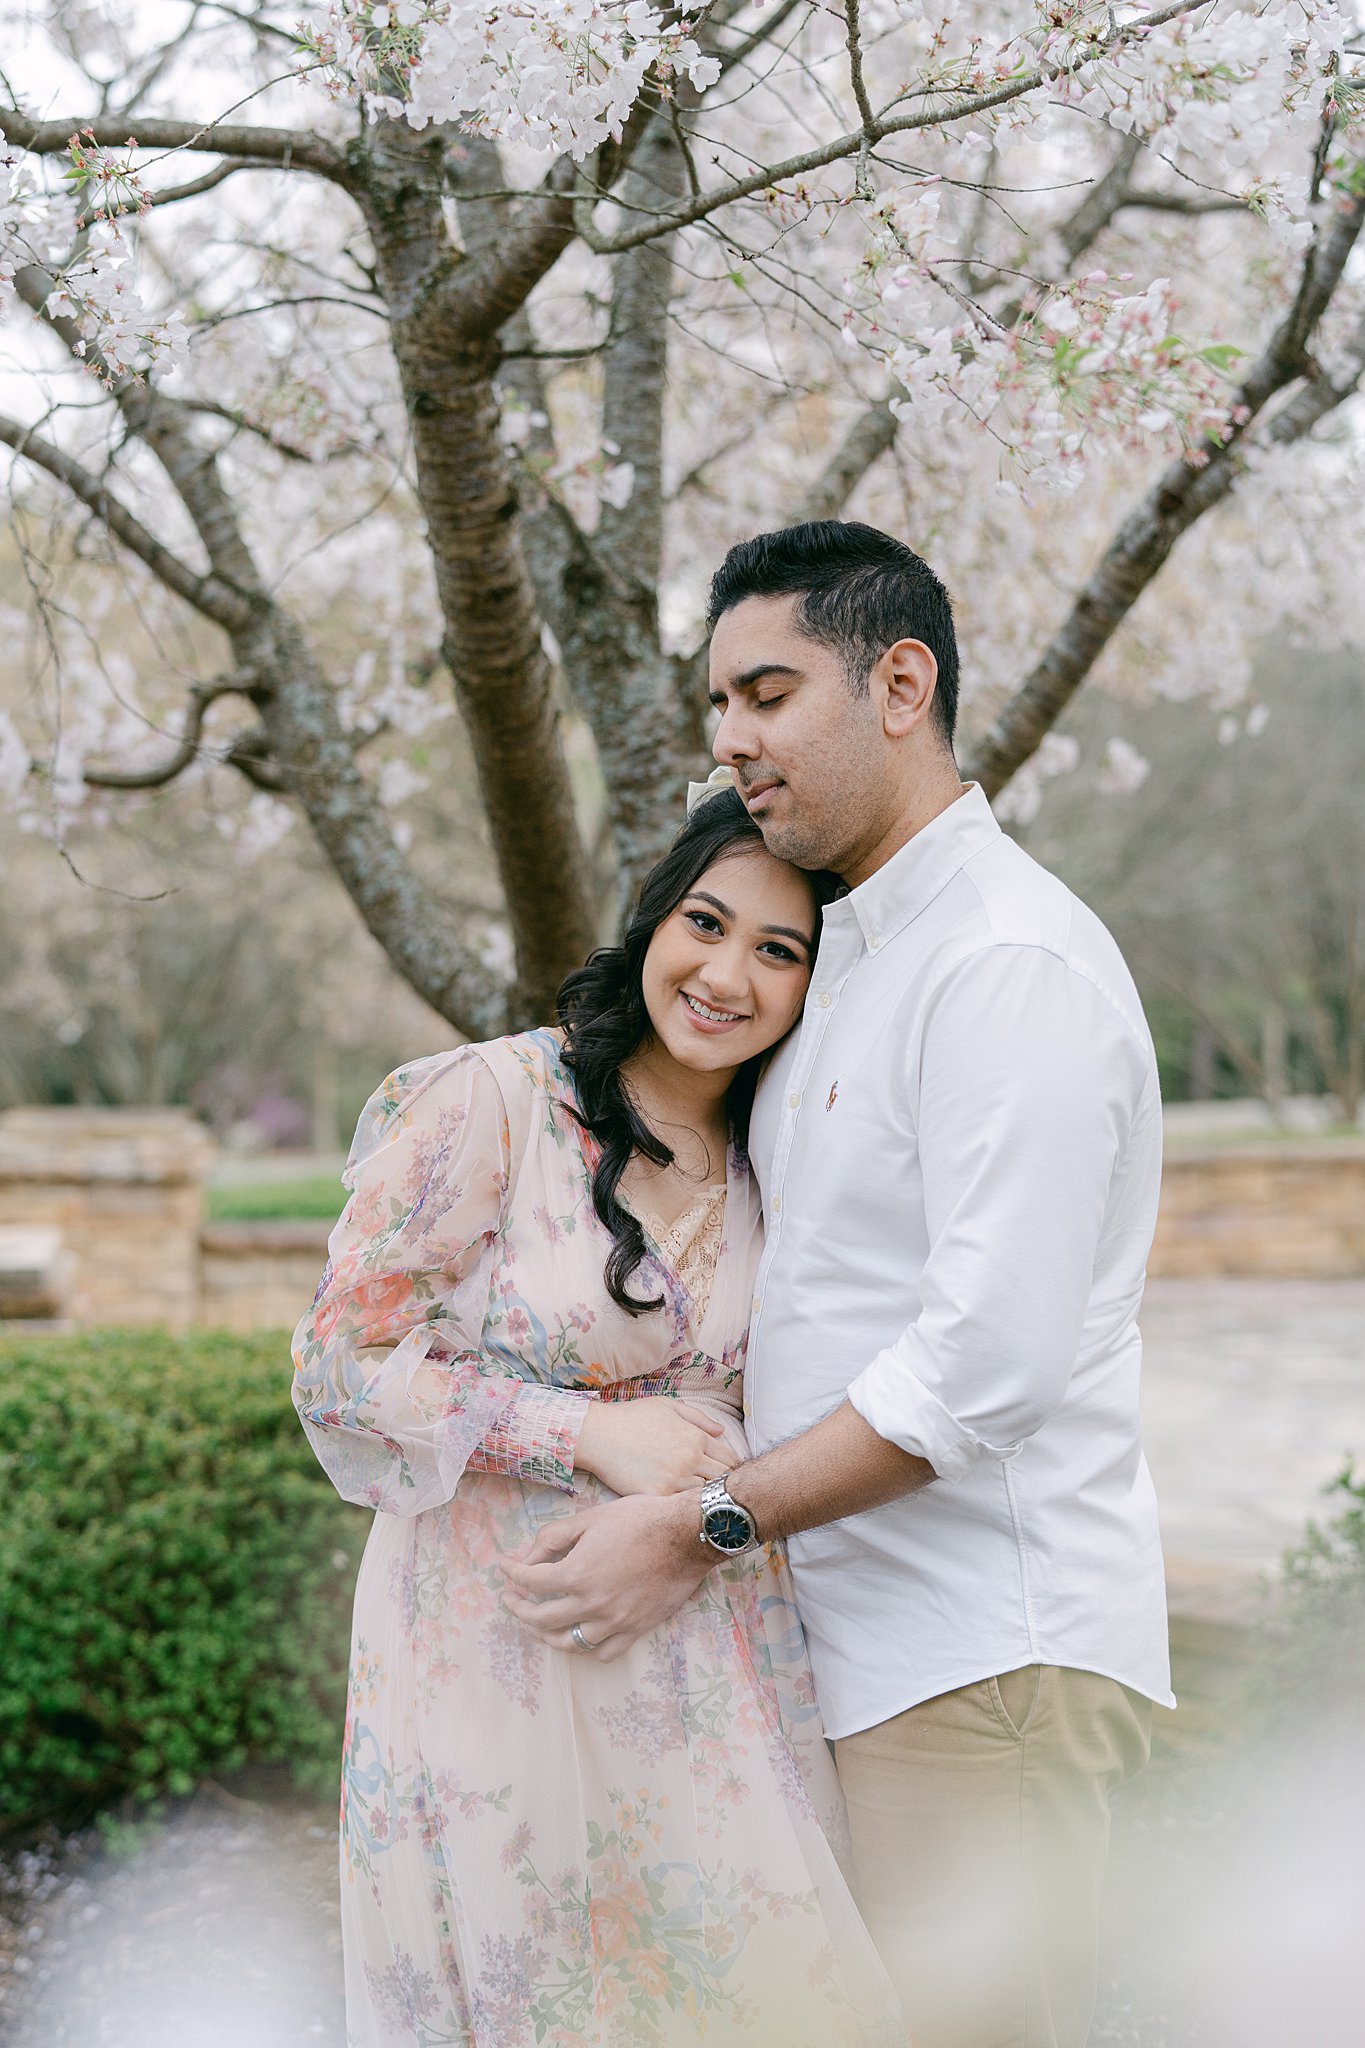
[706,519,959,747]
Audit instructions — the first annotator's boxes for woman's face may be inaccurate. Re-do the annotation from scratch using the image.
[640,844,819,1076]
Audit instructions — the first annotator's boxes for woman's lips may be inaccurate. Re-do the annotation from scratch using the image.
[680,991,748,1034]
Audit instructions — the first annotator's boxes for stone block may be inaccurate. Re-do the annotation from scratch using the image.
[1151,1144,1365,1279]
[0,1224,73,1319]
[0,1107,215,1330]
[199,1220,332,1333]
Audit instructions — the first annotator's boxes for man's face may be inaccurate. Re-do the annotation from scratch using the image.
[707,593,893,876]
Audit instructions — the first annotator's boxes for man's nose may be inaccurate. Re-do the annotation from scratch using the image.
[713,703,757,766]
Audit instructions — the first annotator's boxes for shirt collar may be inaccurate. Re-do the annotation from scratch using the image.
[824,783,1001,953]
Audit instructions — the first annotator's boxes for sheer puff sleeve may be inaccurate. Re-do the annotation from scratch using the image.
[291,1048,589,1514]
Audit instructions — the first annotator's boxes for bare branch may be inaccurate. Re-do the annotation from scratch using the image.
[101,156,274,217]
[795,136,1149,523]
[81,678,252,787]
[843,0,877,148]
[797,398,898,522]
[574,2,1204,256]
[599,121,686,589]
[223,723,289,792]
[0,411,254,632]
[170,395,339,461]
[964,186,1365,800]
[1122,188,1249,217]
[715,0,809,79]
[0,103,354,186]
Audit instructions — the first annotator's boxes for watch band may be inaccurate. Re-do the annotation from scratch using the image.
[699,1474,760,1554]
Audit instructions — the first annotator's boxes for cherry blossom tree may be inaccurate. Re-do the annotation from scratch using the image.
[1,0,1362,1037]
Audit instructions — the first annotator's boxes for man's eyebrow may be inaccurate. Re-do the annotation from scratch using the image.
[708,661,802,702]
[687,891,814,954]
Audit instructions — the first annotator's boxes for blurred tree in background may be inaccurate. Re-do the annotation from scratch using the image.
[1019,654,1365,1119]
[1,3,1362,1120]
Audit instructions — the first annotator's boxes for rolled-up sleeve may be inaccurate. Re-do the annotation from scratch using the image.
[846,942,1148,1482]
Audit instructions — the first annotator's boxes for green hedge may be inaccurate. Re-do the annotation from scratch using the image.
[205,1174,345,1222]
[0,1328,366,1833]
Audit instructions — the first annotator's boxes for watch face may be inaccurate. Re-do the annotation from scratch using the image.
[703,1505,754,1553]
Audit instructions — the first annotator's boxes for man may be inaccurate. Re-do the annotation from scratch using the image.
[504,519,1171,2047]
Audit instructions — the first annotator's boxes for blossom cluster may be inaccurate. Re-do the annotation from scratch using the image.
[1056,1,1346,171]
[299,0,720,157]
[44,217,191,384]
[845,181,1241,490]
[0,146,189,383]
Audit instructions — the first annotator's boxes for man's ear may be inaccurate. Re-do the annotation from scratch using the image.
[878,638,939,738]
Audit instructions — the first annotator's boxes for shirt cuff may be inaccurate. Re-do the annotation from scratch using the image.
[847,1345,1021,1484]
[468,1385,590,1493]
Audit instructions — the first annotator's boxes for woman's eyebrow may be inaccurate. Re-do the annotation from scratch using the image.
[687,891,813,953]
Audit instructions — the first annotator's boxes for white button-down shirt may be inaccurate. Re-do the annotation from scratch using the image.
[745,784,1172,1738]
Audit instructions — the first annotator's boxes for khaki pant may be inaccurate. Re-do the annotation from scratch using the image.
[835,1666,1151,2048]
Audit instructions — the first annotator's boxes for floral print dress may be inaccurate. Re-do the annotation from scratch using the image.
[292,1028,900,2048]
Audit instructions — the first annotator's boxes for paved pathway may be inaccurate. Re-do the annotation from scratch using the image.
[2,1279,1362,2046]
[1141,1278,1365,1587]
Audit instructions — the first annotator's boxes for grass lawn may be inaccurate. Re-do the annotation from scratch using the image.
[204,1174,345,1222]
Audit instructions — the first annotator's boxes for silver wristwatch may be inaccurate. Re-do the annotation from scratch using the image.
[699,1475,760,1556]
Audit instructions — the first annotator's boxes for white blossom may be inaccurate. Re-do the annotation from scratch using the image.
[303,0,720,158]
[1095,736,1151,796]
[600,460,636,509]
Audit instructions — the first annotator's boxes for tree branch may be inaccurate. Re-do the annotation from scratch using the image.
[100,155,271,216]
[223,723,289,792]
[713,0,809,78]
[963,187,1365,800]
[796,398,898,522]
[0,104,354,186]
[80,677,253,788]
[573,2,1204,255]
[0,411,254,632]
[12,260,269,601]
[793,135,1150,525]
[598,122,686,590]
[11,243,515,1037]
[1123,188,1249,217]
[360,115,598,1015]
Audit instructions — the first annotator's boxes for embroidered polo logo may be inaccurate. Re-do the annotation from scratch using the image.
[825,1080,839,1112]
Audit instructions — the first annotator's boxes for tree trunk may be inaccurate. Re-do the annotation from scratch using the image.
[361,118,596,1022]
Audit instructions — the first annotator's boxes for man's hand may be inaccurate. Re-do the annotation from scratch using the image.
[501,1490,711,1662]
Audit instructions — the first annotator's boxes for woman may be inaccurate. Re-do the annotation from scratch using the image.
[292,788,900,2048]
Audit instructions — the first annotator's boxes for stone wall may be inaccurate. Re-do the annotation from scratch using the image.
[0,1108,215,1331]
[1150,1144,1365,1279]
[3,1108,1364,1331]
[199,1222,331,1334]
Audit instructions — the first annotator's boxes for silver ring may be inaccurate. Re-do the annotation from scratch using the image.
[570,1624,599,1654]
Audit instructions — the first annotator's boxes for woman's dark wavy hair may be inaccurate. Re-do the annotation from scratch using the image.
[557,787,841,1317]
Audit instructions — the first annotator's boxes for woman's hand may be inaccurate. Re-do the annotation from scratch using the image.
[574,1397,732,1498]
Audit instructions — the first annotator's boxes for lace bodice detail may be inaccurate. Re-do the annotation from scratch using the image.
[630,1182,728,1323]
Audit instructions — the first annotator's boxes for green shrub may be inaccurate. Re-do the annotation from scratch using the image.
[1261,1463,1365,1733]
[0,1328,367,1834]
[205,1174,345,1221]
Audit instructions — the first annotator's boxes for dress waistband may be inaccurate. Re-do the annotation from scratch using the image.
[592,1356,743,1413]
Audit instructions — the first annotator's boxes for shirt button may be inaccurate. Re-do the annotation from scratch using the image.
[787,1092,800,1109]
[816,992,831,1008]
[771,1197,781,1216]
[751,1296,761,1314]
[869,934,881,949]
